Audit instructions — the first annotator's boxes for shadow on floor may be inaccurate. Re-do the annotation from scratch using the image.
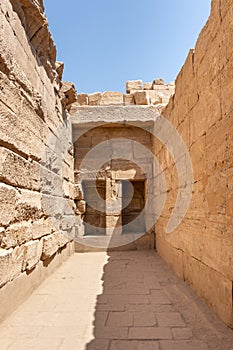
[85,250,233,350]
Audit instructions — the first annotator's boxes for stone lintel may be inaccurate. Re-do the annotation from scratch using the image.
[70,106,160,130]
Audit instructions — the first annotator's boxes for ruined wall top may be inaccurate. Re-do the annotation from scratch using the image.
[8,0,56,80]
[70,79,175,114]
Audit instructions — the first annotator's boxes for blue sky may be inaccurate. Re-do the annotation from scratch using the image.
[44,0,211,93]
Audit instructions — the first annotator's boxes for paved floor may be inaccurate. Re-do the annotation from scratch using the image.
[0,251,232,350]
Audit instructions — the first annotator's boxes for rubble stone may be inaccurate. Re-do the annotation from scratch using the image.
[88,92,102,106]
[124,94,135,105]
[100,92,124,105]
[153,78,164,86]
[126,80,143,93]
[144,82,153,90]
[76,94,89,106]
[133,91,150,105]
[60,82,76,108]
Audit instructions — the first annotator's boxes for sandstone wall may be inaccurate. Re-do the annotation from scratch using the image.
[0,0,76,321]
[73,124,155,251]
[154,0,233,327]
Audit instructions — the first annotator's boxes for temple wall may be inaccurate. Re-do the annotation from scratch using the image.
[0,0,76,322]
[154,0,233,327]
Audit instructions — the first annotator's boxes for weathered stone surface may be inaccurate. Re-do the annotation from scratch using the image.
[23,239,43,271]
[55,61,64,80]
[147,90,163,105]
[124,94,135,105]
[0,0,76,294]
[31,218,53,240]
[144,82,153,90]
[41,232,69,260]
[7,0,57,80]
[0,184,18,227]
[76,200,86,214]
[183,252,233,327]
[16,190,43,222]
[75,93,89,106]
[88,92,102,106]
[74,184,84,200]
[0,147,40,190]
[100,92,124,105]
[155,0,233,328]
[1,222,32,249]
[133,91,150,105]
[41,234,59,260]
[0,246,25,287]
[60,82,76,108]
[153,78,164,86]
[126,80,143,93]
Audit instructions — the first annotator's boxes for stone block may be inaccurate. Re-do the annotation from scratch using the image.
[41,234,59,260]
[76,93,89,106]
[0,100,44,161]
[106,215,122,228]
[42,195,75,220]
[0,246,25,287]
[62,161,74,183]
[76,200,86,214]
[60,82,76,108]
[147,91,164,105]
[74,183,84,200]
[160,340,209,350]
[75,135,92,148]
[0,184,18,226]
[110,341,159,350]
[144,82,153,90]
[0,147,40,190]
[1,221,32,249]
[153,78,165,86]
[133,91,150,105]
[16,190,43,222]
[100,92,124,105]
[59,216,76,235]
[62,179,70,198]
[40,168,63,197]
[157,312,185,327]
[183,252,233,327]
[126,80,143,93]
[23,239,43,271]
[88,92,102,106]
[128,327,172,340]
[106,197,122,215]
[123,94,135,105]
[41,232,69,260]
[156,235,184,280]
[171,328,193,340]
[111,139,133,158]
[31,218,53,240]
[69,103,80,115]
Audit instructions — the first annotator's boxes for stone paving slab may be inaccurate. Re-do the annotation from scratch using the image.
[0,251,232,349]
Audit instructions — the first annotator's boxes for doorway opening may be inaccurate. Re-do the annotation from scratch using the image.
[122,180,146,234]
[83,180,106,235]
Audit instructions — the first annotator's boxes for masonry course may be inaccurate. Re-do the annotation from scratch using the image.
[0,0,232,332]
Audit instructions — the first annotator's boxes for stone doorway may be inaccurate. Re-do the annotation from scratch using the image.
[72,118,156,250]
[82,179,146,237]
[83,180,106,235]
[122,180,146,234]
